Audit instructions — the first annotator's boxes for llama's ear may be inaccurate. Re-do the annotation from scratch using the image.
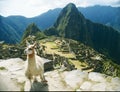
[26,40,30,47]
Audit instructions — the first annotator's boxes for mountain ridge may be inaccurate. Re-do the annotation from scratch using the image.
[78,5,120,31]
[0,5,120,43]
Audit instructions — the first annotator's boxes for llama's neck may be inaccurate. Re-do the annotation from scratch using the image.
[27,53,36,65]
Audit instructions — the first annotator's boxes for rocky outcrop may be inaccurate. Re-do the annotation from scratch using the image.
[64,70,120,91]
[42,58,53,71]
[0,58,25,91]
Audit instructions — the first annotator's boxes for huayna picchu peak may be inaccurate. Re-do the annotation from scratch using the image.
[54,3,85,39]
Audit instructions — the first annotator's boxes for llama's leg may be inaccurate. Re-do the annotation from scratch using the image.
[28,75,33,80]
[24,79,31,91]
[40,72,47,82]
[25,72,33,82]
[33,76,38,82]
[24,73,33,91]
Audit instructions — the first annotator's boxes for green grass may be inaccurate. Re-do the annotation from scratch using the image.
[70,60,87,69]
[0,66,7,70]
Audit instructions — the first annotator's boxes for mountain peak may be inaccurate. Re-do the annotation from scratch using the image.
[63,3,79,14]
[65,3,76,9]
[22,23,41,40]
[54,3,85,39]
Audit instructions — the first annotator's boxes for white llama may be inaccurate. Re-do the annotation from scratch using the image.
[24,41,47,83]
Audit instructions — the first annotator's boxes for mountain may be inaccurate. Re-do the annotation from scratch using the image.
[0,8,60,43]
[53,3,87,41]
[42,6,120,31]
[4,16,29,35]
[45,3,120,64]
[78,5,120,31]
[29,8,61,30]
[0,16,21,43]
[21,23,46,42]
[1,5,119,44]
[0,15,29,43]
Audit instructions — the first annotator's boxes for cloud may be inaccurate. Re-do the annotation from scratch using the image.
[113,0,120,6]
[0,0,120,17]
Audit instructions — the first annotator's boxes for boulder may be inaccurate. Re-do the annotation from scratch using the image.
[88,72,106,82]
[91,82,107,91]
[109,77,120,91]
[64,70,88,89]
[80,81,92,90]
[0,75,20,91]
[42,58,53,71]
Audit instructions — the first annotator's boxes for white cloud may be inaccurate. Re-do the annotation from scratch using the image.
[0,0,120,17]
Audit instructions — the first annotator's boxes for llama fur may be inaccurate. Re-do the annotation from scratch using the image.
[24,42,46,82]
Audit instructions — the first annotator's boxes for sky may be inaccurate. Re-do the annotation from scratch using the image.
[0,0,120,18]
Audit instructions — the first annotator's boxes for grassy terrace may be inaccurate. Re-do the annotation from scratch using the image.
[43,42,75,58]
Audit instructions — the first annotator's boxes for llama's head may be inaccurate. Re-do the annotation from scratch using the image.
[24,41,36,56]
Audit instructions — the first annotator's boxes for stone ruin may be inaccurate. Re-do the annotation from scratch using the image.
[52,53,76,71]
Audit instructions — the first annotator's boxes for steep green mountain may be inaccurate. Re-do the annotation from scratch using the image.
[54,3,87,41]
[45,3,120,64]
[22,23,46,42]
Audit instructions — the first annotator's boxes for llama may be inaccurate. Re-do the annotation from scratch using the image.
[24,41,47,83]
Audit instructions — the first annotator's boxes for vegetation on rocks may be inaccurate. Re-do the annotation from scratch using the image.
[0,66,6,70]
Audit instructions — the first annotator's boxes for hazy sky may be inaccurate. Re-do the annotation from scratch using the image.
[0,0,120,18]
